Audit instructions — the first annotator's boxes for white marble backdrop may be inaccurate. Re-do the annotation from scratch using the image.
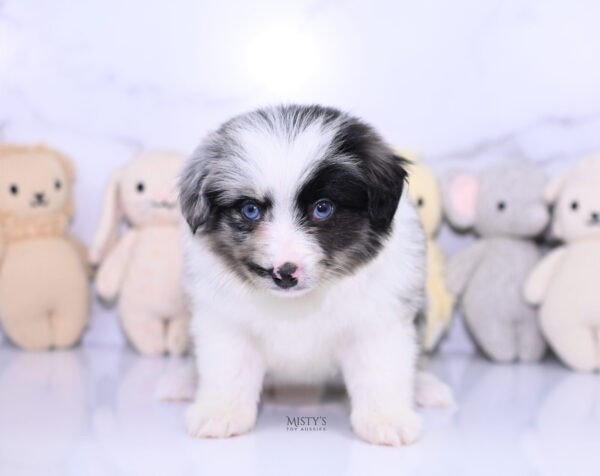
[1,0,599,351]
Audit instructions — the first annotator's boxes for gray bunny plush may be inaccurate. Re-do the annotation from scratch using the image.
[443,162,549,362]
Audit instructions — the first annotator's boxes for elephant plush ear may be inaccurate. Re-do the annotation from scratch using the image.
[544,173,566,204]
[442,170,479,230]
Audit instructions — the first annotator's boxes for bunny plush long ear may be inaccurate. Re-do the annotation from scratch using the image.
[47,145,75,182]
[89,168,124,265]
[442,170,479,230]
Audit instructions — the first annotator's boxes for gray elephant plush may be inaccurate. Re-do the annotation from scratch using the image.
[443,162,549,362]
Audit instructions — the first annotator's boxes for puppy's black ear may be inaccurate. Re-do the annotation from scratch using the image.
[331,119,408,233]
[366,153,408,232]
[179,150,210,234]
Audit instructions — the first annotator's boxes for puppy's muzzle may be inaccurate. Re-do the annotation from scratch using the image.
[245,261,299,289]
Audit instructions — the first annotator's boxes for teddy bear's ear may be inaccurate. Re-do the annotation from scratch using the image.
[89,168,124,265]
[51,147,75,182]
[442,170,479,230]
[32,144,76,182]
[58,153,75,182]
[544,173,566,204]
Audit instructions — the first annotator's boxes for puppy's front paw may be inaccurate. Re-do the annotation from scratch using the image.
[185,400,257,438]
[351,408,422,446]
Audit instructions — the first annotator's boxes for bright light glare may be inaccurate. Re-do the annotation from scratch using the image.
[246,24,320,95]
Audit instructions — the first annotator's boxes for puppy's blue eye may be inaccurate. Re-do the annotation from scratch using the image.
[313,200,333,220]
[242,202,261,220]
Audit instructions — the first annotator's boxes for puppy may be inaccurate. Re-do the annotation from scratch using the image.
[179,105,447,446]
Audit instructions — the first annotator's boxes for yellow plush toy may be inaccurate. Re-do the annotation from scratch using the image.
[0,144,89,350]
[405,155,454,351]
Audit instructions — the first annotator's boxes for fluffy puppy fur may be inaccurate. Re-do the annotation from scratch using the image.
[180,105,434,446]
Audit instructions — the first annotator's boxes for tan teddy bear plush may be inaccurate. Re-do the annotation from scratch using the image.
[0,144,89,350]
[404,156,454,351]
[525,155,600,371]
[89,150,190,356]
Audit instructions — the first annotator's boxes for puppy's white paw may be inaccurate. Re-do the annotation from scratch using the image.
[351,408,423,446]
[185,400,257,438]
[415,371,456,408]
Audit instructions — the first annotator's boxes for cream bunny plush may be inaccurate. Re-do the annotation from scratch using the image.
[524,155,600,371]
[406,159,454,351]
[0,144,89,350]
[89,150,190,356]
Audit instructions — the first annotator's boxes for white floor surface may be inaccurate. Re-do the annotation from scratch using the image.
[0,346,598,476]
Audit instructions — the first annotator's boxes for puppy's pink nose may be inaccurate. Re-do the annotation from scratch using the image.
[272,262,301,289]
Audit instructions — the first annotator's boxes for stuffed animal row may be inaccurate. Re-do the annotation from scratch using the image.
[0,144,190,355]
[2,143,599,371]
[444,157,600,372]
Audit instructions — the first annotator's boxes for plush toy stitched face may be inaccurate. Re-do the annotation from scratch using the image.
[119,152,184,227]
[444,162,549,238]
[475,164,549,238]
[0,151,70,218]
[550,157,600,241]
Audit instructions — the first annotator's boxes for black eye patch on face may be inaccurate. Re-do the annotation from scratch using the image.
[296,163,368,215]
[293,118,407,274]
[295,162,384,272]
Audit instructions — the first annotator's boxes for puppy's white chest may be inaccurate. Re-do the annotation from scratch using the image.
[256,310,341,383]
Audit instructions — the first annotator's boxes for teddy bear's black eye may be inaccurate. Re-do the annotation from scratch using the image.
[9,184,18,195]
[55,180,62,190]
[497,201,506,211]
[136,182,145,193]
[571,200,579,211]
[416,197,424,207]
